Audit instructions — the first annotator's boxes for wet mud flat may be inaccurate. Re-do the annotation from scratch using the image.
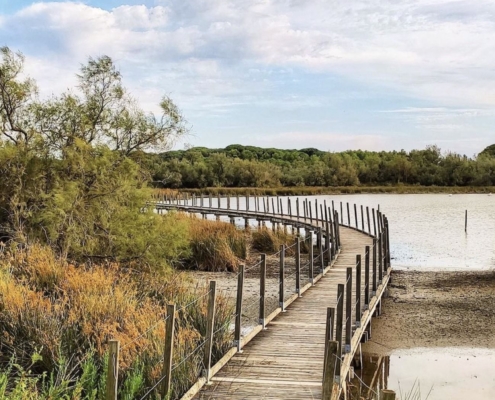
[364,269,495,353]
[355,270,495,400]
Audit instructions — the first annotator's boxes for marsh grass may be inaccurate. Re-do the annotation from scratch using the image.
[251,227,297,256]
[179,214,247,272]
[0,243,234,399]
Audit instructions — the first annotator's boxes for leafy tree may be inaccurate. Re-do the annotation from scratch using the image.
[0,47,188,269]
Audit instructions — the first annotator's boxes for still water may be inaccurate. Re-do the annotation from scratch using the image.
[297,194,495,270]
[216,193,495,399]
[218,193,495,270]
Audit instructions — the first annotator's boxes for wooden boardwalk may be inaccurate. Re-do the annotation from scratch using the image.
[154,195,391,400]
[195,227,382,399]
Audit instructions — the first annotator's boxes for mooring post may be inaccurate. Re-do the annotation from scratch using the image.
[279,245,285,311]
[260,254,266,329]
[203,281,217,383]
[234,265,245,352]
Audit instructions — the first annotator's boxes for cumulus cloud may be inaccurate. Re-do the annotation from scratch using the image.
[1,1,495,152]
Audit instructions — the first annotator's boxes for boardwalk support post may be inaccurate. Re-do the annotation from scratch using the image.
[364,246,370,308]
[160,304,175,398]
[106,340,119,400]
[203,281,217,384]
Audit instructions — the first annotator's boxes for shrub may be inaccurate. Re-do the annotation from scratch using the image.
[185,216,247,272]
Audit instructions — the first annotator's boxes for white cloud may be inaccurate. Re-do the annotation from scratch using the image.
[2,1,495,153]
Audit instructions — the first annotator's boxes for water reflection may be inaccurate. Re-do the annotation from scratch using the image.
[352,348,495,400]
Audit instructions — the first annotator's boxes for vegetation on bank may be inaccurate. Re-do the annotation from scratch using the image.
[168,185,494,197]
[141,144,495,189]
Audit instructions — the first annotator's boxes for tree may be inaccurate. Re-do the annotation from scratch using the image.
[480,144,495,158]
[0,47,188,269]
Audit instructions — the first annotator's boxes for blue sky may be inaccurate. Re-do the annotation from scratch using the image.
[1,0,494,154]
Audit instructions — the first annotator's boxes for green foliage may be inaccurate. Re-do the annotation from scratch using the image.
[144,143,495,189]
[0,47,187,269]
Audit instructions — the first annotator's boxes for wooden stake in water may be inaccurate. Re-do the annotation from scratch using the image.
[465,210,468,232]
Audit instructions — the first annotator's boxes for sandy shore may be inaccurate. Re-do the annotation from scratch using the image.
[363,270,495,355]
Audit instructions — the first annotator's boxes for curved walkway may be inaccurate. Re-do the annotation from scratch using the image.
[154,198,391,400]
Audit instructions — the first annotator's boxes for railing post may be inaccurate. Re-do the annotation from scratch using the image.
[372,238,377,295]
[106,340,120,400]
[315,199,319,221]
[345,267,352,354]
[260,254,266,329]
[378,233,383,283]
[323,307,336,383]
[203,281,217,383]
[234,265,245,352]
[289,198,292,217]
[318,227,324,273]
[322,341,338,400]
[385,218,391,270]
[279,245,285,311]
[340,202,343,224]
[246,194,249,211]
[354,204,358,229]
[366,206,370,234]
[347,202,350,226]
[355,255,361,328]
[381,389,397,400]
[160,304,176,398]
[364,246,370,308]
[335,284,344,379]
[361,205,365,231]
[325,221,330,267]
[308,231,314,284]
[309,202,313,223]
[372,208,377,236]
[295,237,301,296]
[296,198,300,220]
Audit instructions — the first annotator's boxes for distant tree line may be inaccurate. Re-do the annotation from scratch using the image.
[135,144,495,188]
